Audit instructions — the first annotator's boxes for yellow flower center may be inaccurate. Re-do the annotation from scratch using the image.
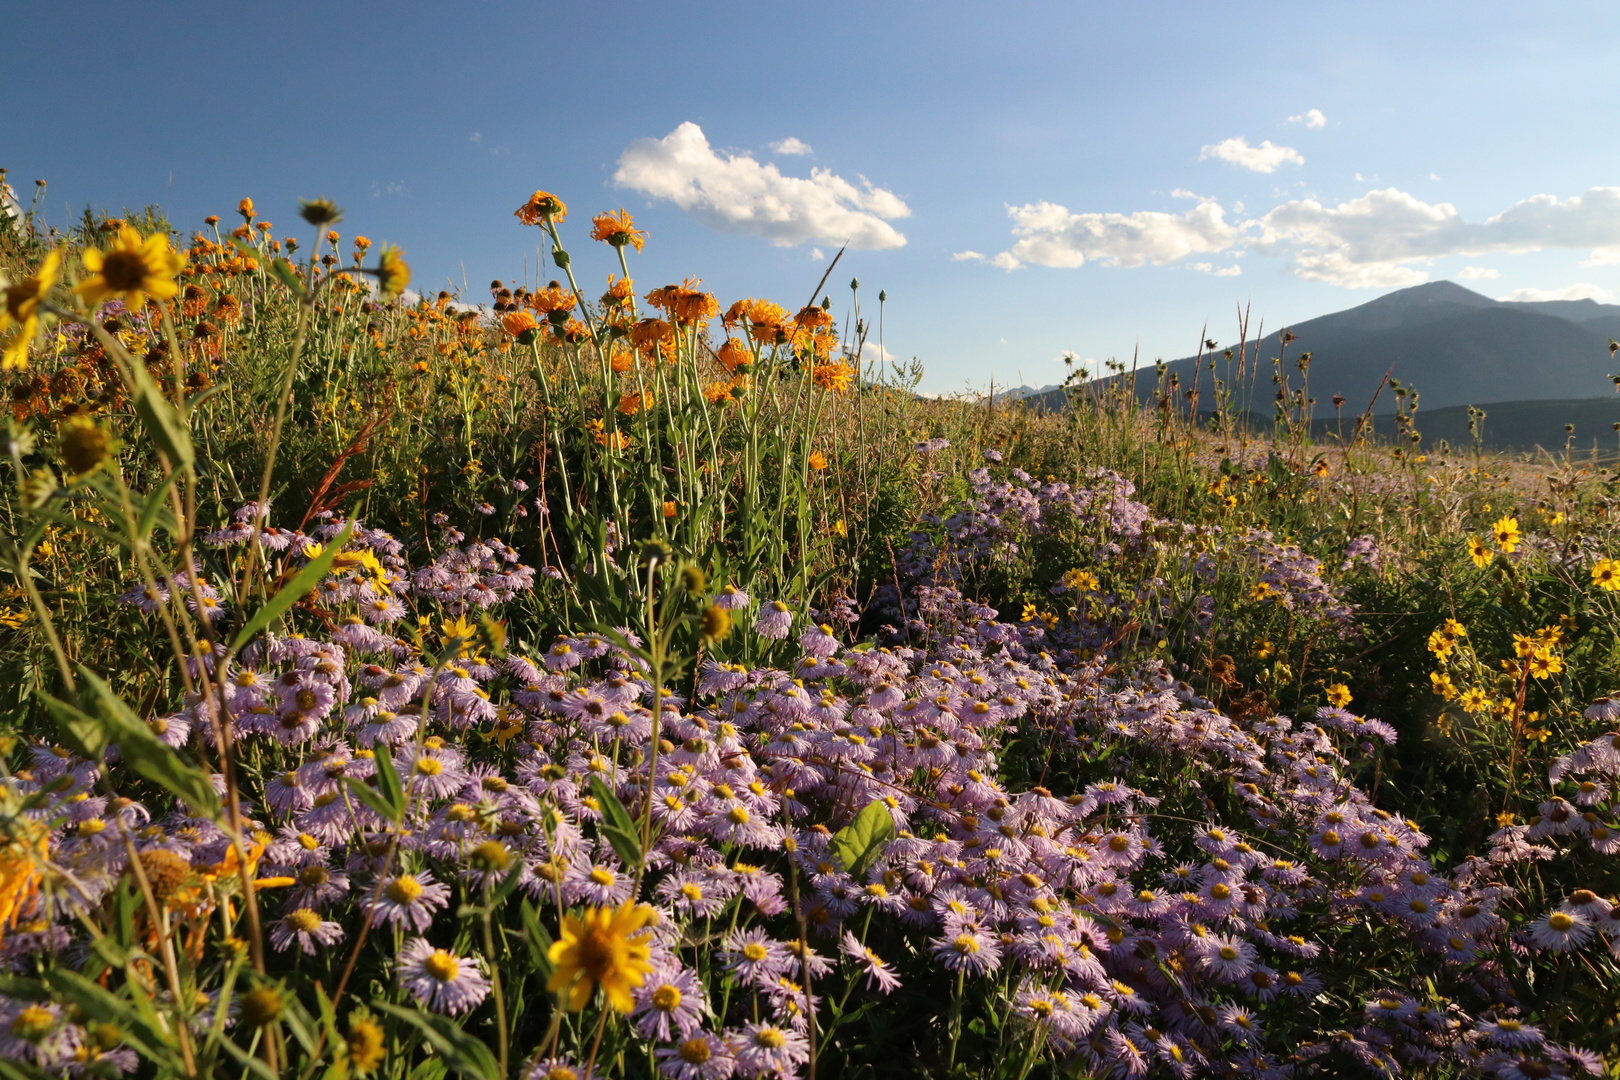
[678,1037,711,1065]
[386,876,424,904]
[1548,913,1575,932]
[754,1027,787,1050]
[424,949,460,982]
[652,984,682,1011]
[743,943,769,961]
[287,909,322,933]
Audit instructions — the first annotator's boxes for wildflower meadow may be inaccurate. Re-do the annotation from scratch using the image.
[1,180,1618,1080]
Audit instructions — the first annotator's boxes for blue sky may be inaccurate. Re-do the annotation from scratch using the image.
[9,1,1620,391]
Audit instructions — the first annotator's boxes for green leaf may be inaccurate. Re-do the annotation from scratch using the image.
[40,693,109,761]
[372,1001,498,1080]
[72,669,221,820]
[135,465,185,542]
[269,257,308,299]
[344,777,399,825]
[373,746,405,823]
[519,899,555,977]
[829,798,896,878]
[126,352,193,469]
[43,970,172,1059]
[230,520,353,653]
[587,774,642,869]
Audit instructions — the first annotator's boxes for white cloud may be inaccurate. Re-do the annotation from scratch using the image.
[1430,172,1441,181]
[469,132,482,144]
[856,341,895,363]
[1288,109,1326,129]
[614,122,909,249]
[1170,188,1212,201]
[810,248,825,261]
[989,199,1238,271]
[770,137,813,156]
[1200,137,1304,174]
[982,183,1620,288]
[952,250,985,262]
[1254,186,1620,286]
[1190,262,1243,277]
[1497,283,1611,302]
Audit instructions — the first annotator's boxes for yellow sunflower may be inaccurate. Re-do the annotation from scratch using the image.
[75,226,185,311]
[547,902,655,1012]
[1592,558,1620,592]
[1491,516,1521,553]
[0,248,63,371]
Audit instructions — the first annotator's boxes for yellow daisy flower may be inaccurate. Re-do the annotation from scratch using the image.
[75,225,185,311]
[547,902,655,1012]
[0,248,63,370]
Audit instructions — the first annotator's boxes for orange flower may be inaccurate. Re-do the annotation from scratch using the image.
[617,390,654,415]
[808,450,828,470]
[795,304,835,332]
[602,274,636,308]
[725,298,787,344]
[552,319,590,346]
[628,318,674,353]
[237,197,255,220]
[646,279,717,326]
[717,338,753,372]
[610,349,635,374]
[589,209,646,252]
[663,501,677,519]
[515,190,567,226]
[0,815,48,946]
[703,380,734,404]
[501,311,539,338]
[812,360,854,393]
[526,283,578,315]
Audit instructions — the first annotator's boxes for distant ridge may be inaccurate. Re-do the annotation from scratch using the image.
[1122,281,1620,414]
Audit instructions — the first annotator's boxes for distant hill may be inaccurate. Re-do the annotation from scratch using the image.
[1111,281,1620,414]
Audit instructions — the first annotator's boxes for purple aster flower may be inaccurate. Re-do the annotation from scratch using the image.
[367,871,451,932]
[839,931,901,994]
[724,928,793,988]
[270,908,345,954]
[657,1033,734,1080]
[397,937,491,1016]
[713,584,750,610]
[755,601,793,640]
[732,1022,808,1078]
[931,926,1001,976]
[1477,1017,1545,1048]
[632,965,708,1041]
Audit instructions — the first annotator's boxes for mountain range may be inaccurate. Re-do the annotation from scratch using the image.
[1021,281,1620,451]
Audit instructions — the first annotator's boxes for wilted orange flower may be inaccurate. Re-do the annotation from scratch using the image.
[590,209,646,252]
[76,226,186,312]
[812,360,854,393]
[646,279,717,326]
[213,293,242,325]
[717,338,753,373]
[610,349,635,374]
[725,298,787,344]
[552,318,590,346]
[795,304,835,332]
[526,283,577,315]
[515,190,567,226]
[617,390,654,415]
[602,274,636,308]
[628,318,673,353]
[501,311,539,337]
[808,450,828,470]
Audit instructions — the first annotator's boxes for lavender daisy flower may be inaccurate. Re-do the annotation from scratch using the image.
[632,966,707,1041]
[755,601,793,640]
[1527,910,1592,952]
[839,931,902,994]
[397,937,491,1015]
[931,927,1001,976]
[732,1022,808,1078]
[269,908,345,954]
[367,871,451,932]
[713,584,750,610]
[527,1058,595,1080]
[657,1033,734,1080]
[1477,1017,1545,1048]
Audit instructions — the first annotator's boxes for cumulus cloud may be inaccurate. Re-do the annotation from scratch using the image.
[987,199,1238,271]
[971,184,1620,288]
[1200,137,1304,173]
[771,137,813,156]
[1254,186,1620,286]
[614,122,909,249]
[856,341,896,363]
[952,250,985,262]
[1288,109,1326,129]
[1190,262,1243,277]
[1497,283,1611,302]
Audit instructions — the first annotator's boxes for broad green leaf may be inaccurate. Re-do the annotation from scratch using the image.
[373,747,405,823]
[829,798,896,878]
[519,899,555,977]
[587,774,642,869]
[40,693,109,761]
[74,668,221,820]
[230,521,353,653]
[344,777,399,825]
[372,1000,498,1080]
[126,353,193,469]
